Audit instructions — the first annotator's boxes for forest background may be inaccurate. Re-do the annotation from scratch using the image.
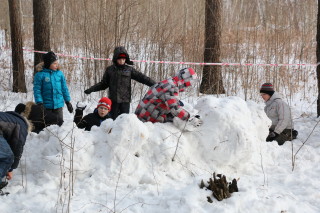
[0,1,319,212]
[0,0,318,105]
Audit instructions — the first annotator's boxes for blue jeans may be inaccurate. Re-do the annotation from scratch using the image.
[0,136,14,180]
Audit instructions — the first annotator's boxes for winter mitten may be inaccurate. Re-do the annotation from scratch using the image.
[266,131,278,142]
[173,114,203,132]
[76,102,87,111]
[84,88,92,95]
[188,115,203,127]
[66,101,74,113]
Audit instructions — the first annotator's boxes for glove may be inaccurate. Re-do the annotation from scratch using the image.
[266,131,278,142]
[84,88,92,95]
[76,102,87,111]
[66,101,73,113]
[188,115,203,127]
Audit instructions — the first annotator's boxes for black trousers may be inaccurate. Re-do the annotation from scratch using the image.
[110,102,130,120]
[269,128,298,146]
[46,107,64,125]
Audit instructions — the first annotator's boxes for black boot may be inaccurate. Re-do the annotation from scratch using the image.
[0,180,8,190]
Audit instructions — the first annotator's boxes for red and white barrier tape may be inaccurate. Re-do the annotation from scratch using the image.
[1,47,319,67]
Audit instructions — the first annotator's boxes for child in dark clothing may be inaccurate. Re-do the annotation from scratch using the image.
[84,46,155,120]
[14,102,63,133]
[74,97,112,131]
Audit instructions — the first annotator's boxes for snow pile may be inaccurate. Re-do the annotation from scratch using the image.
[1,95,320,213]
[194,96,270,170]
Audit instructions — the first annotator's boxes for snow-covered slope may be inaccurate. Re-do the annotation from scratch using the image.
[1,94,319,213]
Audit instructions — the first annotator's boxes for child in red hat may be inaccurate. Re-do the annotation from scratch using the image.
[74,97,112,131]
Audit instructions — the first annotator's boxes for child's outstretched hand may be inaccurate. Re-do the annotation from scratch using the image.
[66,101,74,113]
[188,115,203,127]
[6,171,13,180]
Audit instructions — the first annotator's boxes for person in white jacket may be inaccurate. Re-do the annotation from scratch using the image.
[260,83,298,145]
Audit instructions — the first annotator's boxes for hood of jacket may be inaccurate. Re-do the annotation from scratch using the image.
[35,62,44,72]
[172,68,198,92]
[112,46,133,65]
[35,62,61,73]
[265,91,282,106]
[20,101,35,119]
[15,101,36,132]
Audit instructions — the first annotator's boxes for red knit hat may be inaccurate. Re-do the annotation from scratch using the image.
[97,97,112,110]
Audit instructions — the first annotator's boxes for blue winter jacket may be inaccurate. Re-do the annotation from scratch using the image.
[33,68,71,109]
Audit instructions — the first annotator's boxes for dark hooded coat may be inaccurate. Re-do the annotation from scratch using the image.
[86,46,156,103]
[20,102,63,133]
[0,111,30,169]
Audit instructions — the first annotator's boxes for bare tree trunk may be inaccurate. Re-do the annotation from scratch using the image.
[200,0,225,94]
[33,0,50,74]
[317,0,320,117]
[8,0,26,93]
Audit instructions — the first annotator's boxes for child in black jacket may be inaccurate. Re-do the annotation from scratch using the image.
[14,102,63,133]
[84,46,155,119]
[74,97,112,131]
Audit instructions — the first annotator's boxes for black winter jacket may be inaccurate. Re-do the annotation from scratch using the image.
[0,111,29,169]
[74,108,111,131]
[21,102,62,133]
[86,47,156,103]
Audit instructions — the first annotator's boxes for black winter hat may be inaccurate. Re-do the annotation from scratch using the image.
[14,103,26,114]
[43,51,58,69]
[260,83,275,96]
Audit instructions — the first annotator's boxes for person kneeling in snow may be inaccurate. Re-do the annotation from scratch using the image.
[14,102,63,133]
[0,111,31,190]
[260,83,298,145]
[135,67,202,130]
[74,97,112,131]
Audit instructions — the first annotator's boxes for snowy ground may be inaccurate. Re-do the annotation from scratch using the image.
[0,89,319,213]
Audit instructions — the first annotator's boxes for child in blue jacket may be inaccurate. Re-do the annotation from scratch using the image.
[33,51,73,123]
